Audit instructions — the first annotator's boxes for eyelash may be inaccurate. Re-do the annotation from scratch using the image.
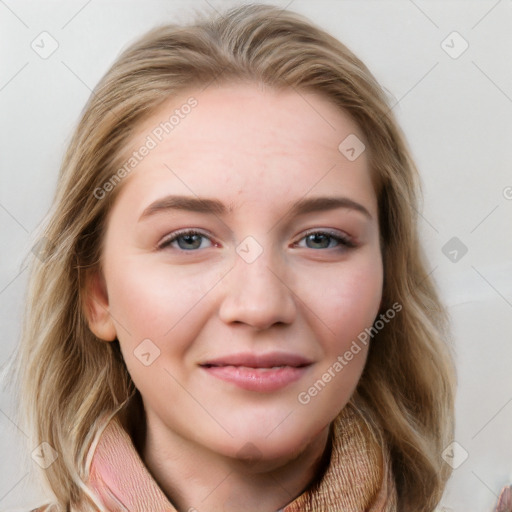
[295,229,356,250]
[158,229,216,251]
[157,229,357,251]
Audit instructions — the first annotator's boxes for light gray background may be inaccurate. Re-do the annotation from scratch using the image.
[1,1,511,511]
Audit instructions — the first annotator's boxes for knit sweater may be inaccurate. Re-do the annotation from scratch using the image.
[85,404,397,511]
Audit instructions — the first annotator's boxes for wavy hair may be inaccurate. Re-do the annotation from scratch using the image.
[6,4,456,511]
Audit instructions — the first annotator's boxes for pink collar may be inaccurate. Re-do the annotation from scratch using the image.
[87,416,175,511]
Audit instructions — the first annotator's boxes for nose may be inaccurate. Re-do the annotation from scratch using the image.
[218,248,297,330]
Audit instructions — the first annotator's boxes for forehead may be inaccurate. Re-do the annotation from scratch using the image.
[131,82,365,157]
[115,82,377,217]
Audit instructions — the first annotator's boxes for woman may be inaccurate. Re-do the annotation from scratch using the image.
[8,3,472,511]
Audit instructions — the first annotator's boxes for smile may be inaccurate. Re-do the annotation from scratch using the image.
[199,352,313,392]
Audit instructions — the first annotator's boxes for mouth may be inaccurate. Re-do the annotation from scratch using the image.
[200,352,313,368]
[199,352,313,392]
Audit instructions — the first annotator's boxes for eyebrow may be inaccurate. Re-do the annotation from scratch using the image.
[139,195,372,221]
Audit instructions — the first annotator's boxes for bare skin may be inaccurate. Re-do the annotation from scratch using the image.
[86,82,383,511]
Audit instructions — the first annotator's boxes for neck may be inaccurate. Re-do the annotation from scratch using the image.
[138,415,332,512]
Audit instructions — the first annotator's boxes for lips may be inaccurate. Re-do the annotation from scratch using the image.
[200,352,313,369]
[199,352,313,392]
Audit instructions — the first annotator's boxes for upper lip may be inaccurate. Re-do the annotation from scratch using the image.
[200,352,313,368]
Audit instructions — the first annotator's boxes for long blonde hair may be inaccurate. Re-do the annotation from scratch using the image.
[7,4,456,511]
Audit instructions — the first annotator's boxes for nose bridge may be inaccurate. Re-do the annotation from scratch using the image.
[218,239,296,329]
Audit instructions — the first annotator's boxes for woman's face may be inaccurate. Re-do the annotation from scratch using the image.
[89,83,383,461]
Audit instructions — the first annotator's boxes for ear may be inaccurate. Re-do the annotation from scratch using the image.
[83,269,117,342]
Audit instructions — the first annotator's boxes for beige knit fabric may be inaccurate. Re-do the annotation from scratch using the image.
[282,404,397,512]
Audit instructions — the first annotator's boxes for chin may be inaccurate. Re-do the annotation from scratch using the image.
[213,419,330,468]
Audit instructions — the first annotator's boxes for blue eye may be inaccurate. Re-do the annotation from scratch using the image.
[296,231,355,250]
[159,230,213,251]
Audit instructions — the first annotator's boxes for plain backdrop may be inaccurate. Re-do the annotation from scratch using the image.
[1,1,511,511]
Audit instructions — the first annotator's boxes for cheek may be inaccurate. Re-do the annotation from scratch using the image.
[294,262,382,417]
[105,256,217,338]
[107,268,172,336]
[103,255,226,390]
[295,257,383,352]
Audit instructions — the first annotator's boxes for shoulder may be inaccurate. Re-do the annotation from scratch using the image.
[495,484,511,512]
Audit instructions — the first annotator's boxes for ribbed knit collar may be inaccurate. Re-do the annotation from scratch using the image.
[85,404,396,511]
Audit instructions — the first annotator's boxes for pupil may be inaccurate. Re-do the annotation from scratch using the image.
[180,234,201,250]
[308,233,329,249]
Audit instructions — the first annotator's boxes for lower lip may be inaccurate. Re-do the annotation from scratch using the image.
[201,365,309,392]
